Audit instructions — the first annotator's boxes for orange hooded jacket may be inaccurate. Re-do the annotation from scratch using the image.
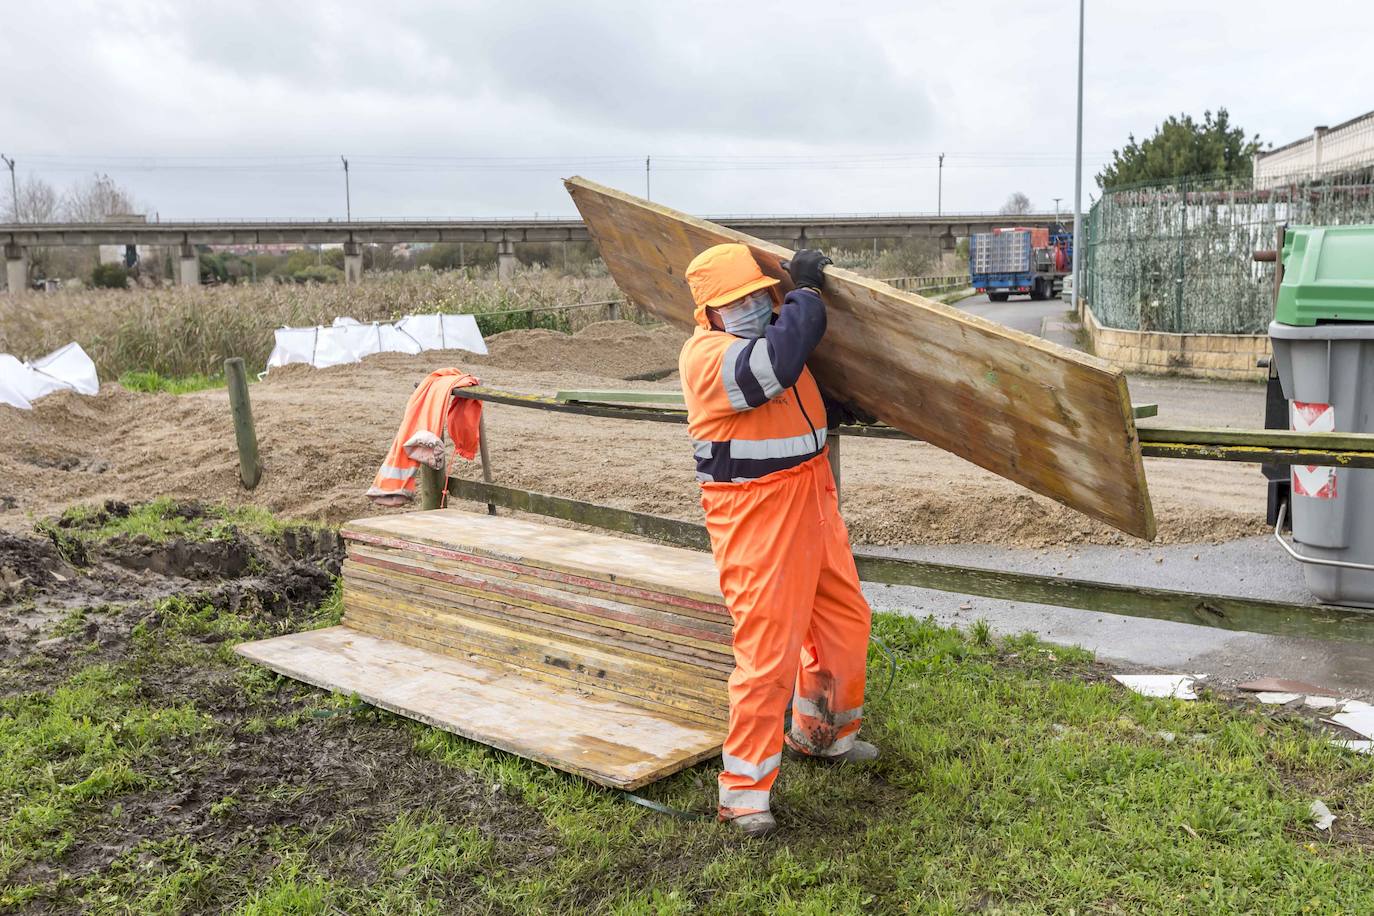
[367,368,482,506]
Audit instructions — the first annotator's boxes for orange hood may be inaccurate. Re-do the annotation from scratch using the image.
[685,243,781,329]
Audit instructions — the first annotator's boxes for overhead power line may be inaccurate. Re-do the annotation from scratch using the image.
[10,151,1112,176]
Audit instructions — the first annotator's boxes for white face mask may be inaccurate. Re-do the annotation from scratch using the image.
[714,290,773,338]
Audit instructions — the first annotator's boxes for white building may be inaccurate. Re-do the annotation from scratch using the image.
[1254,110,1374,188]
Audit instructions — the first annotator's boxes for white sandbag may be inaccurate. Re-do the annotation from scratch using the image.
[379,324,424,355]
[264,313,488,372]
[0,342,101,409]
[266,327,320,370]
[29,342,100,396]
[394,314,489,356]
[0,355,35,409]
[312,323,383,368]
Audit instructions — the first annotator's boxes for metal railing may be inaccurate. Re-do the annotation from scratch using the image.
[463,275,972,334]
[0,211,1061,229]
[880,274,968,293]
[441,385,1374,646]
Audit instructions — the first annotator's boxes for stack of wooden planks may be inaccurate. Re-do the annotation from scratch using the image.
[238,510,732,789]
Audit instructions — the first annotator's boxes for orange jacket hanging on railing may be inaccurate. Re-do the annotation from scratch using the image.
[367,368,482,506]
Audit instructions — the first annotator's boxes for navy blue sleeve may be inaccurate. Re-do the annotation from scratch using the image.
[762,288,827,388]
[721,289,827,412]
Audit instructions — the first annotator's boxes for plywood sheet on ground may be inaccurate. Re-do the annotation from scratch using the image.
[236,626,724,789]
[565,177,1156,540]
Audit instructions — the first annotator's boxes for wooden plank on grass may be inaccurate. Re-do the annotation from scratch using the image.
[235,627,724,789]
[565,176,1156,540]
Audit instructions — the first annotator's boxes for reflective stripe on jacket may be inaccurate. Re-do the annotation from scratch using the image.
[679,288,828,484]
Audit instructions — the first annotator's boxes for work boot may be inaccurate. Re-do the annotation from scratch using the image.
[787,739,881,764]
[726,811,777,838]
[838,740,880,762]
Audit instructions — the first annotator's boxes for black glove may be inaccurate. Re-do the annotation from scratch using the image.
[781,248,832,291]
[823,392,879,430]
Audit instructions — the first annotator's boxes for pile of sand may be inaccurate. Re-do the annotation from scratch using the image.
[472,320,687,378]
[0,323,1267,548]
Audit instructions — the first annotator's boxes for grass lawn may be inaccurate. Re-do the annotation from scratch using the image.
[2,503,1373,913]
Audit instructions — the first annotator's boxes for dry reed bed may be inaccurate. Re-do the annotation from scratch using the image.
[0,269,622,378]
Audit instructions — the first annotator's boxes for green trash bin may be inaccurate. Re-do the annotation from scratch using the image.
[1270,225,1374,607]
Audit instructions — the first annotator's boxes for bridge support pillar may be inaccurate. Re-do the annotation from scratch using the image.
[343,242,363,285]
[4,244,27,295]
[178,244,200,287]
[496,240,517,281]
[794,230,807,253]
[939,230,957,252]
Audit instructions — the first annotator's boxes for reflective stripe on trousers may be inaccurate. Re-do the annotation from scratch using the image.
[788,694,864,757]
[705,450,872,818]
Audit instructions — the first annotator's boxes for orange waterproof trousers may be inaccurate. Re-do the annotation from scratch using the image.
[702,450,872,818]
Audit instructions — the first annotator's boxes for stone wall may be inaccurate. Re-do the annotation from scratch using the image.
[1080,301,1269,381]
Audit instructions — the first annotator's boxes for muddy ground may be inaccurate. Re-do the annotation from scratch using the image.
[0,320,1264,549]
[5,500,1371,912]
[0,503,559,912]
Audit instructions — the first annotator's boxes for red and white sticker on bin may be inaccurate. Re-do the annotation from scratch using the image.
[1291,401,1337,499]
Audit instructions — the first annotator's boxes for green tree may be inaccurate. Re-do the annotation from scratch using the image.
[91,262,129,289]
[1097,108,1261,189]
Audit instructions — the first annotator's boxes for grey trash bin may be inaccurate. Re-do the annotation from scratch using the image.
[1268,225,1374,607]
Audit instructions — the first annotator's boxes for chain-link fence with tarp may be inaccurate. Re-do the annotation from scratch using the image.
[1082,166,1374,334]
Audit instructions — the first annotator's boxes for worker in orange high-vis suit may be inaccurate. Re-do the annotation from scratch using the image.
[680,242,876,838]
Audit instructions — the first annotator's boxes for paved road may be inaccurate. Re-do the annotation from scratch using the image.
[952,293,1266,428]
[924,295,1372,694]
[955,291,1069,335]
[864,539,1374,697]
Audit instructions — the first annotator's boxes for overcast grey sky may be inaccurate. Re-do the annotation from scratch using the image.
[2,0,1371,219]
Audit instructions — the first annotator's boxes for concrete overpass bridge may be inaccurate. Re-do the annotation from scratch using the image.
[1,212,1065,288]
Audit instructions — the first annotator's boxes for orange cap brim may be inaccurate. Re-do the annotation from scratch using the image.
[700,274,781,308]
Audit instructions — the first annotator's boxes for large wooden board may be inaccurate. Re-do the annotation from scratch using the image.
[565,177,1156,540]
[236,626,724,789]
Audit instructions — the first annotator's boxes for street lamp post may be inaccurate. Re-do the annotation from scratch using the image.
[1071,0,1085,314]
[1053,197,1062,226]
[937,152,945,216]
[341,156,351,222]
[1,155,17,222]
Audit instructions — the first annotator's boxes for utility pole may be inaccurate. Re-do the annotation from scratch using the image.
[1071,0,1085,314]
[645,155,651,201]
[1,155,16,222]
[341,156,351,222]
[937,152,945,216]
